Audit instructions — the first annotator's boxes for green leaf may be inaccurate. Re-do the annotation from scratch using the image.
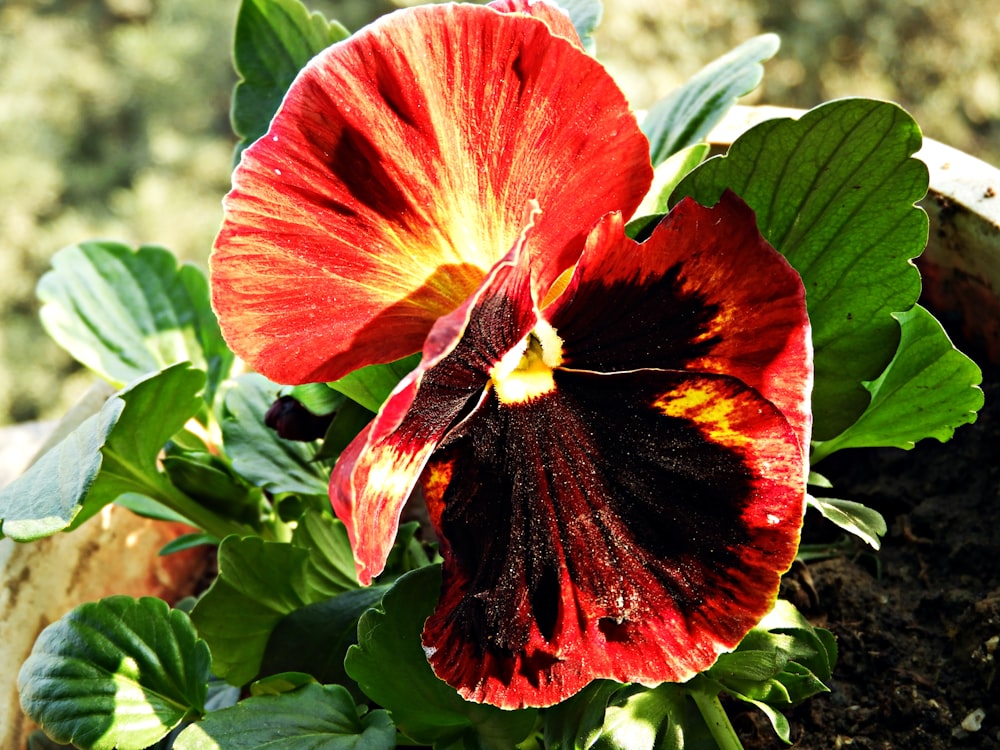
[174,683,395,750]
[756,599,836,682]
[543,680,623,750]
[0,395,121,540]
[221,374,330,498]
[806,495,887,549]
[329,352,422,413]
[190,520,357,687]
[190,535,312,686]
[285,382,344,415]
[250,672,316,696]
[0,364,241,540]
[316,398,374,461]
[162,451,266,529]
[642,34,780,165]
[37,241,233,402]
[259,587,387,691]
[292,510,361,596]
[159,532,219,556]
[635,142,712,217]
[553,0,602,54]
[345,565,537,748]
[811,304,983,460]
[674,99,929,439]
[18,596,210,750]
[594,684,693,750]
[231,0,349,154]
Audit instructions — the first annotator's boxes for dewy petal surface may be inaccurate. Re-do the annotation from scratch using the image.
[212,2,651,384]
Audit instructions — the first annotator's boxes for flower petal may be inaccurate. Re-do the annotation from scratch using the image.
[421,368,805,708]
[212,3,651,384]
[330,209,542,584]
[488,0,583,47]
[546,191,813,451]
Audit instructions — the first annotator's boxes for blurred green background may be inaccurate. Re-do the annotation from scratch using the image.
[1,0,997,426]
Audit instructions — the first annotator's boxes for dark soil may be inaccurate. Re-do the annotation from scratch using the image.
[736,356,999,748]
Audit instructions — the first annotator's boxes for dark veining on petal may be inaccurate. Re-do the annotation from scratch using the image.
[430,369,755,666]
[552,262,723,372]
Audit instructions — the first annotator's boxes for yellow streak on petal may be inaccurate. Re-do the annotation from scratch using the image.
[653,381,753,449]
[365,446,422,502]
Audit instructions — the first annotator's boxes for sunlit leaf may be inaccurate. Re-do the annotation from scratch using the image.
[231,0,349,155]
[674,99,928,439]
[811,304,983,461]
[18,596,210,750]
[643,34,780,165]
[0,364,236,540]
[0,396,119,540]
[37,242,233,402]
[174,683,394,750]
[635,142,711,217]
[806,495,887,549]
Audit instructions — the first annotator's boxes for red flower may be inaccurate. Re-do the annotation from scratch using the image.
[212,0,651,384]
[212,0,812,710]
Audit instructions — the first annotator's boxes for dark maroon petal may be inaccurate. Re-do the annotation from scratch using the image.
[546,192,812,450]
[420,368,805,708]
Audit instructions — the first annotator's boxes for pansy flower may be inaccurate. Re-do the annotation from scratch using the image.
[211,0,812,710]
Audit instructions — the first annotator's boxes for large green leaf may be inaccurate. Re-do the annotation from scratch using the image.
[190,535,313,686]
[174,683,395,750]
[259,587,387,691]
[0,364,242,540]
[37,242,233,402]
[221,373,330,498]
[642,34,780,166]
[231,0,349,154]
[345,565,537,748]
[673,99,929,439]
[0,395,121,540]
[18,596,210,750]
[811,304,983,461]
[189,520,359,687]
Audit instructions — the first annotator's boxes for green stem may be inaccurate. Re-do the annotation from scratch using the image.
[691,690,744,750]
[157,485,257,541]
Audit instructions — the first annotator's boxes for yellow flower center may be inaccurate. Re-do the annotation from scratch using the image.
[490,320,564,404]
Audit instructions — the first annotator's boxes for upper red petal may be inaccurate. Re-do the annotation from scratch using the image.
[211,3,651,384]
[488,0,584,47]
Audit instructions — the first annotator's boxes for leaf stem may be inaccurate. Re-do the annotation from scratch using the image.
[691,690,744,750]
